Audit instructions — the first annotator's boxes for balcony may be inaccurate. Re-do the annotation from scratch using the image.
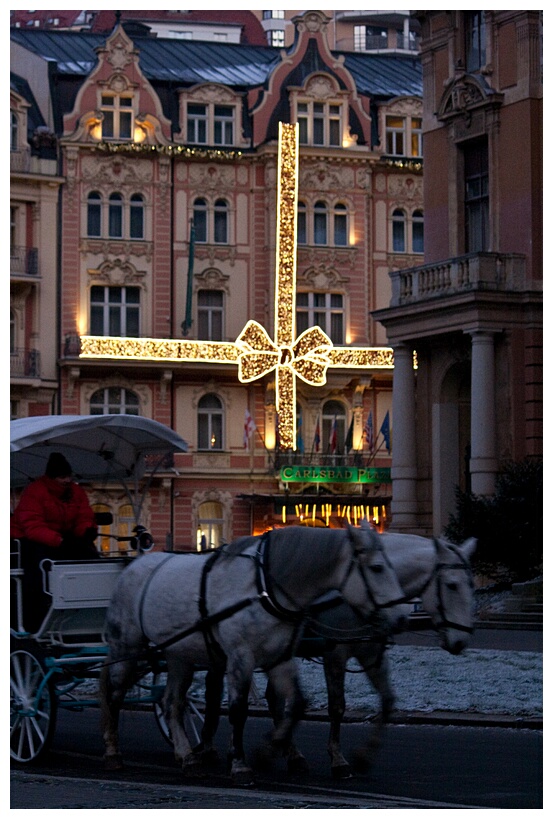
[10,348,40,378]
[10,149,31,173]
[389,252,528,307]
[10,246,39,277]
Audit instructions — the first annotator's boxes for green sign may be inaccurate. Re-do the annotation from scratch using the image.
[280,466,391,484]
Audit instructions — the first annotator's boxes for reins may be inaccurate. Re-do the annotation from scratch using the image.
[417,539,474,635]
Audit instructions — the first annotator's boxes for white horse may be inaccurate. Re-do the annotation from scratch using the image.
[268,532,477,779]
[100,522,407,784]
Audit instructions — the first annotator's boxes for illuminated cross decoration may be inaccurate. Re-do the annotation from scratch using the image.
[80,122,394,450]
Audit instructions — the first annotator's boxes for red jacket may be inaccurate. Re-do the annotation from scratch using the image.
[11,476,97,549]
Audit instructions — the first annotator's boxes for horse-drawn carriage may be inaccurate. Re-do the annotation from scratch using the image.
[11,415,476,782]
[10,414,195,764]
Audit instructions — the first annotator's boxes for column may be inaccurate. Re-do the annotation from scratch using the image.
[390,342,418,528]
[469,330,498,496]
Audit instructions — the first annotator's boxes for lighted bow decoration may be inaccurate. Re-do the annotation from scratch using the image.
[80,122,396,451]
[236,320,332,386]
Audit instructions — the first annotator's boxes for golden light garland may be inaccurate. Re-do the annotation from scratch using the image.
[81,122,397,450]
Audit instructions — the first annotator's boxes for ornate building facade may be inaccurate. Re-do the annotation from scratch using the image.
[11,11,425,548]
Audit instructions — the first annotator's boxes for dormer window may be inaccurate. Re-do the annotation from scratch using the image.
[186,102,235,146]
[385,115,422,158]
[297,101,342,147]
[101,94,133,141]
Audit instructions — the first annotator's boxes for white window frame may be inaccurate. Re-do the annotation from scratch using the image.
[197,393,224,451]
[296,100,343,147]
[187,101,237,147]
[90,285,141,337]
[391,208,424,254]
[385,115,423,158]
[296,292,345,345]
[89,386,140,415]
[197,289,224,341]
[192,197,230,245]
[297,200,349,247]
[86,191,146,240]
[100,93,134,141]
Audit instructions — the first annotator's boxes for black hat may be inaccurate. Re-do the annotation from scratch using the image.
[45,452,72,479]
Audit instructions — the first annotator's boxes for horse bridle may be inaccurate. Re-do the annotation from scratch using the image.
[418,540,475,635]
[256,528,408,624]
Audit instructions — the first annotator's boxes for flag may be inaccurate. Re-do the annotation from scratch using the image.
[296,413,304,454]
[364,411,374,453]
[344,418,354,452]
[244,408,256,448]
[329,415,338,454]
[379,410,391,453]
[181,219,195,336]
[313,416,321,452]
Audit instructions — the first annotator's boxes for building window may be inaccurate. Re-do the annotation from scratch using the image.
[198,290,223,341]
[101,94,133,141]
[90,285,140,337]
[385,115,422,157]
[412,209,424,253]
[333,203,348,246]
[187,103,208,143]
[263,10,284,19]
[297,101,342,147]
[297,201,307,245]
[87,192,102,237]
[193,197,208,243]
[129,194,144,239]
[108,193,123,238]
[90,387,140,415]
[197,500,224,551]
[296,292,344,345]
[10,309,16,353]
[214,106,233,145]
[392,209,406,252]
[186,102,237,146]
[267,30,284,47]
[193,197,229,244]
[354,25,388,51]
[322,399,346,455]
[11,111,18,151]
[198,393,224,450]
[213,198,228,243]
[465,11,486,72]
[313,201,328,245]
[464,139,489,252]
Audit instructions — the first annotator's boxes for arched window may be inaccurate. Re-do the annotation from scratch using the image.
[108,193,123,238]
[89,387,140,415]
[193,197,208,243]
[392,208,406,252]
[198,393,223,450]
[213,198,228,244]
[333,203,348,246]
[129,194,144,239]
[297,201,307,245]
[314,201,328,245]
[92,503,113,553]
[197,500,224,550]
[412,209,424,253]
[87,191,102,237]
[322,400,346,455]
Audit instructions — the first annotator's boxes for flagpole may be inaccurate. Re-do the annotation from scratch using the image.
[182,218,195,336]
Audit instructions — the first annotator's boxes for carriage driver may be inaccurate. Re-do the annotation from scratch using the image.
[11,452,99,632]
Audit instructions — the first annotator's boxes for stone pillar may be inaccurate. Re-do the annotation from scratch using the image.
[390,342,418,528]
[469,330,498,496]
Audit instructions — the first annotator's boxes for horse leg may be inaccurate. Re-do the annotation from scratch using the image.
[350,643,395,773]
[191,666,225,766]
[226,656,256,786]
[322,648,352,780]
[162,655,200,774]
[100,658,136,770]
[264,672,309,775]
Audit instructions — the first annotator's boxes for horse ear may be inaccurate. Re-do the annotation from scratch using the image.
[459,537,477,560]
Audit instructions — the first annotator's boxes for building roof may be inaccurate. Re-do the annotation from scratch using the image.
[10,27,422,97]
[10,71,47,134]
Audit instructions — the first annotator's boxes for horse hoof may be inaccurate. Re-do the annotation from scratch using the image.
[230,762,255,787]
[331,763,353,780]
[104,753,124,771]
[287,756,309,775]
[194,747,219,767]
[182,753,206,777]
[350,748,374,773]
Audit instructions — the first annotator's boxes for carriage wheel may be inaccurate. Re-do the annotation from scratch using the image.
[152,673,204,749]
[10,641,57,764]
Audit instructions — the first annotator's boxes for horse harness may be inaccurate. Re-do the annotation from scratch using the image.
[417,540,475,635]
[135,527,407,668]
